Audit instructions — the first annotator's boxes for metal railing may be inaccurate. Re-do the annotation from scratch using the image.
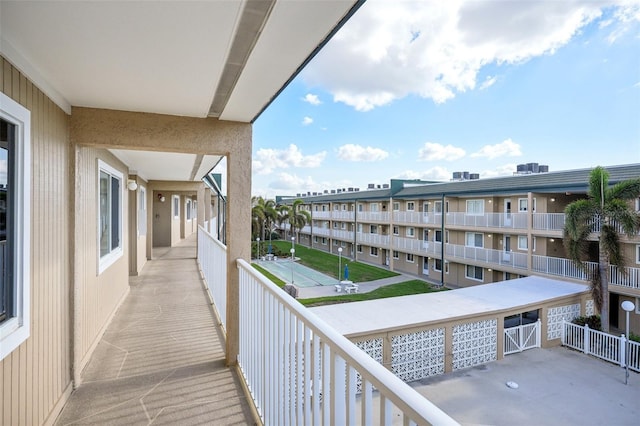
[532,255,598,281]
[562,320,640,373]
[446,212,528,229]
[357,211,390,223]
[610,265,640,290]
[356,232,390,246]
[197,226,228,331]
[446,244,528,270]
[532,213,565,231]
[237,260,458,425]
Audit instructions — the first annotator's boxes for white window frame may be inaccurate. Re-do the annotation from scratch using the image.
[434,259,442,272]
[138,185,147,237]
[370,203,379,212]
[518,235,528,250]
[334,204,339,211]
[173,195,180,218]
[466,199,484,215]
[406,227,415,237]
[186,199,192,221]
[341,222,346,230]
[465,232,484,248]
[393,202,399,211]
[466,265,484,282]
[370,225,378,234]
[341,241,346,247]
[357,244,363,253]
[322,237,327,245]
[393,226,399,236]
[98,160,124,274]
[406,253,415,263]
[407,202,415,211]
[393,250,399,259]
[636,245,640,264]
[0,93,31,361]
[370,247,379,257]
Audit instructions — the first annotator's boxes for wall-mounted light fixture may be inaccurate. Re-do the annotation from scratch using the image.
[127,180,138,191]
[157,193,166,202]
[550,198,556,202]
[549,238,555,243]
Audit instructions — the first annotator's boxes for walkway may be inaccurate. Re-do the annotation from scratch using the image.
[55,235,254,425]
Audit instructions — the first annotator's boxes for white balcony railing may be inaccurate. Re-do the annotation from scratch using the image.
[357,211,390,223]
[300,225,311,235]
[392,211,425,224]
[610,265,640,289]
[392,236,426,252]
[532,213,565,231]
[333,230,354,241]
[197,226,228,331]
[312,211,332,220]
[532,255,598,281]
[314,227,331,237]
[445,244,528,270]
[446,212,528,229]
[332,211,355,221]
[356,232,390,246]
[237,260,457,425]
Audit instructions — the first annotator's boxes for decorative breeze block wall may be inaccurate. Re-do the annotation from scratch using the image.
[452,319,497,371]
[391,328,445,382]
[547,303,581,340]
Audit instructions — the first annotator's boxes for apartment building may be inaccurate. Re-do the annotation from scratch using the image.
[278,163,640,334]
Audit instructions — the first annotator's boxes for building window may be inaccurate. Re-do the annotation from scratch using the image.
[423,202,430,213]
[173,195,180,218]
[434,201,449,214]
[435,230,442,243]
[357,204,363,212]
[357,244,363,253]
[333,222,338,229]
[466,200,484,215]
[518,198,528,212]
[370,247,378,257]
[341,241,346,247]
[393,226,399,235]
[98,160,123,273]
[322,237,327,245]
[434,259,442,272]
[357,224,363,233]
[138,186,147,236]
[341,222,346,230]
[322,205,327,212]
[371,203,379,212]
[393,250,399,259]
[466,265,484,281]
[393,202,399,211]
[370,225,378,234]
[465,232,483,248]
[334,204,339,211]
[0,95,31,361]
[518,235,528,250]
[406,253,415,263]
[406,227,415,237]
[636,245,640,264]
[342,204,346,211]
[314,236,319,243]
[407,202,415,211]
[186,199,192,220]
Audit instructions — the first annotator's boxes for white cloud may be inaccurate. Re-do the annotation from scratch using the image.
[479,75,497,90]
[336,144,389,161]
[302,0,626,110]
[395,166,450,181]
[253,144,326,175]
[302,116,313,126]
[471,138,522,159]
[268,172,318,190]
[418,142,466,161]
[303,93,322,105]
[480,163,519,178]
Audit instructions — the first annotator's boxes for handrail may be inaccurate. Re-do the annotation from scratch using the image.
[237,259,458,425]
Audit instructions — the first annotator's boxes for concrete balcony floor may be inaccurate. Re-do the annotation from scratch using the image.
[56,234,255,425]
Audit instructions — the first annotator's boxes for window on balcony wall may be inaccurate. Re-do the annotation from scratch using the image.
[406,253,415,263]
[518,198,537,212]
[186,199,192,220]
[518,235,528,250]
[434,259,442,272]
[357,244,362,253]
[357,224,363,233]
[341,222,346,230]
[370,225,378,234]
[342,204,347,211]
[435,230,442,243]
[393,226,399,235]
[341,241,346,247]
[636,245,640,264]
[0,96,31,361]
[465,232,483,248]
[393,250,399,259]
[371,203,379,212]
[406,227,415,237]
[334,204,339,211]
[99,160,124,274]
[138,186,147,236]
[314,236,319,243]
[393,202,399,211]
[333,222,338,229]
[423,202,430,213]
[466,200,484,215]
[407,202,415,211]
[466,265,484,281]
[357,203,363,212]
[321,237,327,245]
[370,247,379,256]
[173,195,180,218]
[434,200,449,214]
[314,205,319,211]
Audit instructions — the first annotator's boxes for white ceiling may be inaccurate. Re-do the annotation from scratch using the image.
[0,0,361,181]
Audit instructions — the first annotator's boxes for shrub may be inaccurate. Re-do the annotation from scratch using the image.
[571,315,602,330]
[629,332,640,343]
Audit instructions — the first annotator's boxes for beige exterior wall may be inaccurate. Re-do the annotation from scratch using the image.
[1,57,73,426]
[73,147,130,382]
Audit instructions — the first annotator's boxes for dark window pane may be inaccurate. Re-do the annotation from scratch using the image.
[0,119,14,322]
[111,176,120,250]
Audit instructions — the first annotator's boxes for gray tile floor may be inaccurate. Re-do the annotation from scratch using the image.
[56,235,255,425]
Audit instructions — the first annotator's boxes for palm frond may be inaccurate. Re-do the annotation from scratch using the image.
[607,178,640,201]
[601,224,625,267]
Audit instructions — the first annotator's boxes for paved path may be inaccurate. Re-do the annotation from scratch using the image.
[296,272,422,299]
[56,235,254,425]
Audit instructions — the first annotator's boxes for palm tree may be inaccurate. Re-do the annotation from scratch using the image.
[279,199,311,243]
[563,166,640,332]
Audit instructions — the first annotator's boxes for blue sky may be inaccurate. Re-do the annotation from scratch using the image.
[251,0,640,198]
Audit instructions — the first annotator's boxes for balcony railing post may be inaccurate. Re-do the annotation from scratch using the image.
[584,324,590,355]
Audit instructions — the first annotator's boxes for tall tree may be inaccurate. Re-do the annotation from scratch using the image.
[563,166,640,332]
[279,199,311,243]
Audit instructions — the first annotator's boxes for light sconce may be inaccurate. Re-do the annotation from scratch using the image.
[488,200,492,203]
[550,198,556,202]
[488,234,492,238]
[549,238,555,243]
[487,268,492,272]
[127,180,138,191]
[157,193,166,203]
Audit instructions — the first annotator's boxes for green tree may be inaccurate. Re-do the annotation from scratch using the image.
[278,199,311,243]
[563,166,640,332]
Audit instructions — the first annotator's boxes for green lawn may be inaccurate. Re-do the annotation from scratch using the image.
[298,280,448,307]
[252,264,286,288]
[268,240,399,282]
